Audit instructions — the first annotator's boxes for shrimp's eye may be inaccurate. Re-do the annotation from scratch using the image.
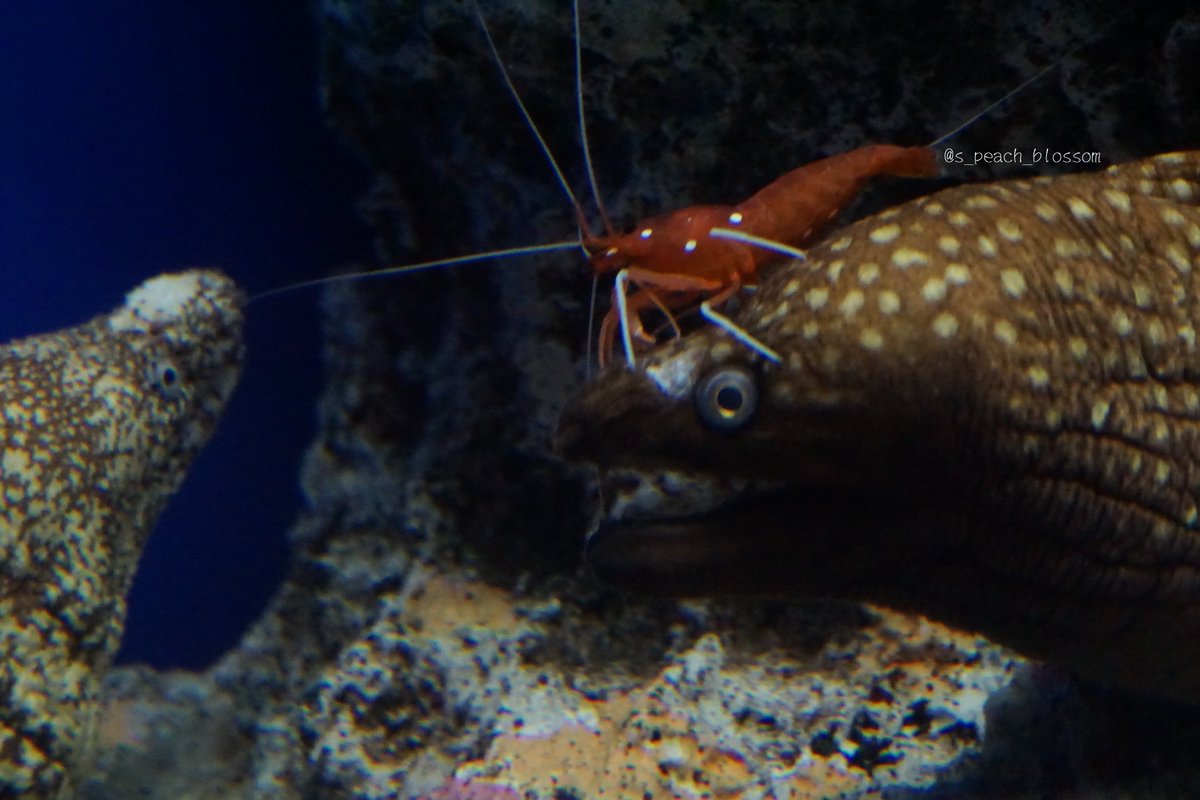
[694,365,758,431]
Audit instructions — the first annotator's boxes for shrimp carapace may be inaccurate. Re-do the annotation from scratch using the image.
[586,144,940,367]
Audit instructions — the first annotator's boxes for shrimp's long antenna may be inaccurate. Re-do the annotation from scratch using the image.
[929,10,1131,148]
[928,58,1071,148]
[248,240,580,303]
[584,271,599,379]
[574,0,613,237]
[472,1,594,242]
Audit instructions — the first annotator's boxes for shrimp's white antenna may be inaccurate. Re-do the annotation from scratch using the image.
[472,0,593,242]
[930,10,1132,148]
[573,0,613,236]
[249,240,579,303]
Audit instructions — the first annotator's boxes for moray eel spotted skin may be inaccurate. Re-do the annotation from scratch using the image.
[556,152,1200,703]
[0,270,242,797]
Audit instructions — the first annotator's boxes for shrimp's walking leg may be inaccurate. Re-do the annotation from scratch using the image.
[708,227,809,261]
[699,282,782,363]
[610,269,723,368]
[615,269,637,368]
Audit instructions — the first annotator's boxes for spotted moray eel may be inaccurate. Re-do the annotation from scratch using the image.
[557,151,1200,703]
[0,270,243,797]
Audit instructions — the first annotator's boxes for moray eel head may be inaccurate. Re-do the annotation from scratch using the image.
[556,308,972,600]
[558,152,1200,701]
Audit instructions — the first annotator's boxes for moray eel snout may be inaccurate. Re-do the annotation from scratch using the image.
[558,152,1200,702]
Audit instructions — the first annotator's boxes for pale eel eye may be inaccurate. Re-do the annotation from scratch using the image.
[694,364,758,431]
[149,359,187,400]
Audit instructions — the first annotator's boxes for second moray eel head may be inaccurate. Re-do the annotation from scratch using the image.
[557,152,1200,702]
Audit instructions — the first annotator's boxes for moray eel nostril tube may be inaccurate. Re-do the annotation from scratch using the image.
[556,151,1200,703]
[0,270,243,797]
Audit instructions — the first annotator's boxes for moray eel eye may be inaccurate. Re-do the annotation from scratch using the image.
[694,364,758,431]
[149,359,187,400]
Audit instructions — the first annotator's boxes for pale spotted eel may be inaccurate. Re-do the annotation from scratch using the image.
[0,270,243,797]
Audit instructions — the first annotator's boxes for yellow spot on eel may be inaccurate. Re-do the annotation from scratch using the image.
[556,151,1200,703]
[0,270,243,796]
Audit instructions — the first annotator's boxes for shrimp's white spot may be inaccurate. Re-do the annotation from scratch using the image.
[728,211,744,225]
[640,228,653,239]
[684,239,698,253]
[605,247,618,257]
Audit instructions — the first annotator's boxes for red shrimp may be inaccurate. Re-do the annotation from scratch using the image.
[584,144,939,367]
[256,0,1074,371]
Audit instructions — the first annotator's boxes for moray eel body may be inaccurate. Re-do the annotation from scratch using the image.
[557,152,1200,702]
[0,271,243,797]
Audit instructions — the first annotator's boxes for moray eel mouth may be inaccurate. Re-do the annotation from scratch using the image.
[556,355,904,598]
[585,477,788,595]
[584,467,876,597]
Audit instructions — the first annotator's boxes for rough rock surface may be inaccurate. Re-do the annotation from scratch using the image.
[84,1,1200,798]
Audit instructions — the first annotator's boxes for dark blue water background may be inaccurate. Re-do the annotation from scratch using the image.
[0,2,367,668]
